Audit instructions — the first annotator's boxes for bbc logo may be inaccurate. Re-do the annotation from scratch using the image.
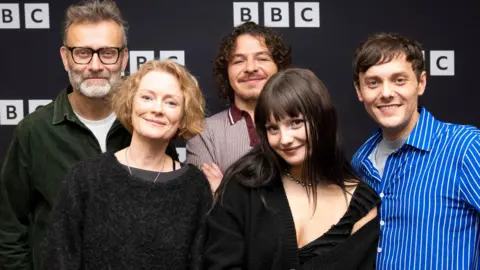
[129,50,185,74]
[233,2,320,27]
[0,3,49,29]
[0,99,51,125]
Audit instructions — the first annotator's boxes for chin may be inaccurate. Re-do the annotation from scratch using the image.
[378,121,408,134]
[283,157,305,167]
[79,86,111,98]
[142,134,170,141]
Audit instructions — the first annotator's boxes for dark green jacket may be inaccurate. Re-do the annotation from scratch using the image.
[0,86,178,270]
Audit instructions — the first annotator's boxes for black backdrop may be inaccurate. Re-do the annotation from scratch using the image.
[1,0,478,164]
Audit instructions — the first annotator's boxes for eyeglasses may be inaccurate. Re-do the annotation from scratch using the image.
[65,46,124,65]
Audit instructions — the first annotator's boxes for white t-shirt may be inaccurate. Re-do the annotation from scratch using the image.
[74,112,116,153]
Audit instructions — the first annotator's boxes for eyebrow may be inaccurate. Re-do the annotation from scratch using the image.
[138,89,182,99]
[363,72,410,80]
[231,51,272,58]
[67,45,122,49]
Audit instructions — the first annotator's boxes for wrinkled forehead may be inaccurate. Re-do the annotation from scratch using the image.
[65,20,124,47]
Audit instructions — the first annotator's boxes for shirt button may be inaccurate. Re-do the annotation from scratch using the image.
[380,192,385,198]
[377,247,382,253]
[380,220,385,226]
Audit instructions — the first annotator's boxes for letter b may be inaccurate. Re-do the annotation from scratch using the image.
[129,51,154,74]
[264,2,289,27]
[0,4,20,29]
[233,2,259,26]
[0,100,24,125]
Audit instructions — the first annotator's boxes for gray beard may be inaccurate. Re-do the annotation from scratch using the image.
[68,71,122,99]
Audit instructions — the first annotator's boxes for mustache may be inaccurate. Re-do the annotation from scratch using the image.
[238,74,267,82]
[83,72,110,79]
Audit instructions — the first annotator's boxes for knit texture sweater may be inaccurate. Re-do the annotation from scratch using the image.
[43,152,212,270]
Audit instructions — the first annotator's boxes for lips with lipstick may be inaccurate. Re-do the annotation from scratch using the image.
[145,118,167,126]
[281,146,302,154]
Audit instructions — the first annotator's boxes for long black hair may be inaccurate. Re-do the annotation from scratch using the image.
[215,68,359,206]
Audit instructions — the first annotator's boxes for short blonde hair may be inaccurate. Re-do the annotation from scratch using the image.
[113,60,205,140]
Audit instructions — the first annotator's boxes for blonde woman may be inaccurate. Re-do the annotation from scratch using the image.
[44,60,211,269]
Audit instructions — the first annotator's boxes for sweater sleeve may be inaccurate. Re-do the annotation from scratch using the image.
[302,216,380,270]
[188,173,213,270]
[203,179,248,270]
[43,163,87,270]
[185,122,216,168]
[0,122,34,270]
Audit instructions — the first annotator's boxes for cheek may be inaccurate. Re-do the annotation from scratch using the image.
[266,134,278,148]
[105,64,121,73]
[69,64,86,74]
[298,128,308,142]
[265,63,278,76]
[228,66,241,81]
[360,92,377,104]
[167,108,184,124]
[405,91,420,104]
[132,100,150,116]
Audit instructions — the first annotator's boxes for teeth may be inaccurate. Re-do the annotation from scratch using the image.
[379,105,399,109]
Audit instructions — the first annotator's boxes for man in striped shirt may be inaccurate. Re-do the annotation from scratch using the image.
[186,22,291,191]
[351,33,480,269]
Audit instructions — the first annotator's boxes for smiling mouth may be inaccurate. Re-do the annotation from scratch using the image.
[146,119,167,125]
[378,104,401,109]
[240,77,265,83]
[282,146,301,153]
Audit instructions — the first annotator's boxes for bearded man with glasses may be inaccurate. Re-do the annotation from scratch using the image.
[0,1,178,269]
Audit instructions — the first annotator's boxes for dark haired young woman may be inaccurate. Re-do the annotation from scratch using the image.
[204,68,380,270]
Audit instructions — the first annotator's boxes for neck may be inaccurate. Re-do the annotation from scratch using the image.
[382,110,420,141]
[288,164,303,181]
[69,91,113,120]
[127,133,169,171]
[234,99,256,120]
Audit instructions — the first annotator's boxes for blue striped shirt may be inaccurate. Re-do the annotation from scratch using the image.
[352,107,480,269]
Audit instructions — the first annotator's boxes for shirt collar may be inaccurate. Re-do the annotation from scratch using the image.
[228,103,246,125]
[403,107,438,152]
[52,85,123,129]
[355,107,438,162]
[52,85,77,125]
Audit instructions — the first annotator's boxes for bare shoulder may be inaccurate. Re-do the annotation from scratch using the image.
[343,179,361,200]
[351,207,378,234]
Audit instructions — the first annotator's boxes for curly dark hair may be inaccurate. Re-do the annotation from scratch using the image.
[213,22,292,103]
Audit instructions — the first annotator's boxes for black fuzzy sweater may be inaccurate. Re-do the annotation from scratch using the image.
[43,152,212,270]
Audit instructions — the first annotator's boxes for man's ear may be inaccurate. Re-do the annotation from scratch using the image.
[120,47,129,72]
[60,46,70,72]
[354,82,364,102]
[418,71,427,96]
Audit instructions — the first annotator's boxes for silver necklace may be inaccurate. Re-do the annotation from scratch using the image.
[125,147,165,183]
[284,171,312,187]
